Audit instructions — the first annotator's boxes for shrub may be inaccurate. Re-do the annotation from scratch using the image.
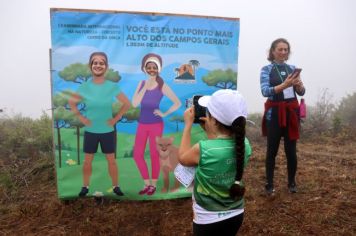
[0,112,52,159]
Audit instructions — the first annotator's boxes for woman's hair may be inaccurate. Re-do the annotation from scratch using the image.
[267,38,291,62]
[209,113,246,200]
[229,116,246,200]
[89,52,108,67]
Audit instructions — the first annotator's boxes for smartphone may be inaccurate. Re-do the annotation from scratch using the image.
[291,68,302,78]
[192,95,206,123]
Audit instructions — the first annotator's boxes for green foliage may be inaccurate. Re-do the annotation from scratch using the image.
[53,90,74,108]
[169,115,184,122]
[0,112,53,159]
[58,63,92,83]
[302,88,335,136]
[334,92,356,127]
[0,170,13,189]
[202,69,237,89]
[105,68,121,82]
[113,101,137,123]
[121,107,140,123]
[58,63,121,84]
[332,116,342,135]
[245,113,264,143]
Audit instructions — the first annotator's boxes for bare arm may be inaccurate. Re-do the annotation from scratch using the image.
[154,84,182,117]
[108,92,131,126]
[178,107,200,166]
[131,81,146,108]
[68,93,91,126]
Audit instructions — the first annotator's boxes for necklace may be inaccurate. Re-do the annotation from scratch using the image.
[273,63,290,83]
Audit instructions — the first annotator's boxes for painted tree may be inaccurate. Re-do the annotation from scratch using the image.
[58,63,91,84]
[58,63,121,84]
[174,68,180,77]
[53,106,72,168]
[67,112,84,165]
[189,59,200,76]
[202,69,237,89]
[111,103,140,158]
[169,115,184,132]
[112,103,140,123]
[53,90,85,166]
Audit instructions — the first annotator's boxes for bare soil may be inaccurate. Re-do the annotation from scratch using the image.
[1,138,355,236]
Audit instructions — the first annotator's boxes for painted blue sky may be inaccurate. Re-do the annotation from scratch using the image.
[50,10,239,134]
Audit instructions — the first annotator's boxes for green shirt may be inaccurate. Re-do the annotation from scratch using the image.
[194,138,252,211]
[77,80,121,133]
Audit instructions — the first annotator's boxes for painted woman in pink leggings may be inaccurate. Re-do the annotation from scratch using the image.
[132,53,181,195]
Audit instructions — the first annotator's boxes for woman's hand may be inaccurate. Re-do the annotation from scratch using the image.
[153,109,164,117]
[79,116,91,126]
[283,74,295,88]
[274,74,296,94]
[107,116,121,126]
[292,76,304,92]
[183,107,195,126]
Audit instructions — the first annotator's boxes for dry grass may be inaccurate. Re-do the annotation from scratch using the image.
[0,137,355,236]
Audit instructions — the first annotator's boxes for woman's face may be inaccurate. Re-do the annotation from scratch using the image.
[90,55,107,77]
[272,42,289,63]
[145,62,159,77]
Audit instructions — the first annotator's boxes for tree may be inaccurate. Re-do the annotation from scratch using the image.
[58,63,92,84]
[189,60,200,76]
[58,63,121,84]
[334,92,356,128]
[112,103,140,123]
[53,106,72,167]
[174,68,180,77]
[169,115,184,132]
[53,90,85,166]
[304,88,335,135]
[201,69,237,89]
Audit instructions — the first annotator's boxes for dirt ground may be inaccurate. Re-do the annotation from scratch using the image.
[0,137,355,236]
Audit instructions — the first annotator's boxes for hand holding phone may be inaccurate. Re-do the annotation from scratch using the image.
[291,68,302,78]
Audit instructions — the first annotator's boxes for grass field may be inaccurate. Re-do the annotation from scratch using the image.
[54,127,206,200]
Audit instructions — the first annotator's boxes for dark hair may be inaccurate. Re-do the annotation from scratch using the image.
[210,114,246,200]
[141,53,164,91]
[267,38,291,62]
[89,52,108,67]
[229,116,246,200]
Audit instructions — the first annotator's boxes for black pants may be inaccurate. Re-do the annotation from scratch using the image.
[193,213,244,236]
[266,113,297,187]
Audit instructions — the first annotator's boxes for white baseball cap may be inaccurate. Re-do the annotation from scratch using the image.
[198,89,247,126]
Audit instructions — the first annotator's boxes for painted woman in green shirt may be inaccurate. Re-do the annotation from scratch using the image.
[69,52,130,197]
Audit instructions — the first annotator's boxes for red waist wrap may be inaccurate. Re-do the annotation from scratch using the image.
[262,99,300,140]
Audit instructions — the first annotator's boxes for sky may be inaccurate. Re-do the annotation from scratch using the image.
[0,0,355,118]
